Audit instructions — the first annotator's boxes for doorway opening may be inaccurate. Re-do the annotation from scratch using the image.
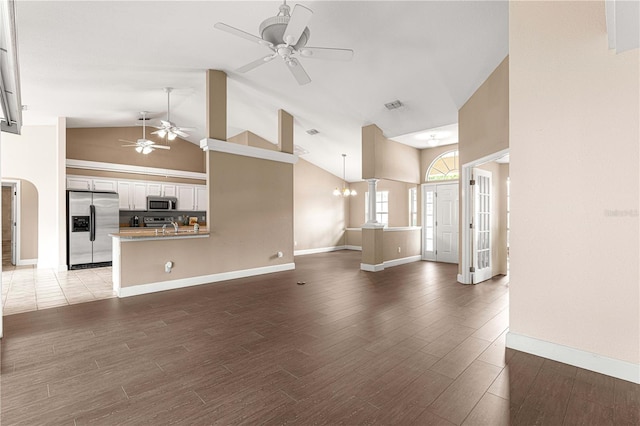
[459,148,510,284]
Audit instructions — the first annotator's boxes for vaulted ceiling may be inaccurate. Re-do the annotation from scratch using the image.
[15,1,508,181]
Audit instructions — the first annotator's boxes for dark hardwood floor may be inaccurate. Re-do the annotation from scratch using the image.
[1,251,638,425]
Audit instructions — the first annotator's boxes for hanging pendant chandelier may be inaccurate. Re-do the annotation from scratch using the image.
[333,153,357,197]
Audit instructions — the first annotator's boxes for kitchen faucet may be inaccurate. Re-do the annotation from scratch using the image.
[171,221,179,233]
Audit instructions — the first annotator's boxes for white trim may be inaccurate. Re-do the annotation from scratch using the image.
[345,245,362,251]
[345,227,361,231]
[506,332,640,384]
[459,148,509,285]
[384,255,422,269]
[383,226,421,232]
[360,263,384,272]
[66,159,207,180]
[362,222,385,229]
[200,138,298,165]
[117,262,296,298]
[18,258,37,266]
[294,246,346,256]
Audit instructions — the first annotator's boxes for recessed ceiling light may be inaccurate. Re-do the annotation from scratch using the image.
[294,144,310,156]
[384,100,403,110]
[306,129,319,135]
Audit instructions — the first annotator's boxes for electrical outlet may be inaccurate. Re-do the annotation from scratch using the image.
[397,247,401,253]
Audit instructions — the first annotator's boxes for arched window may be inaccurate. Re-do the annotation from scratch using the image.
[426,150,459,182]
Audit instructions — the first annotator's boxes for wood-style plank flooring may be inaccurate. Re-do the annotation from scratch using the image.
[1,251,638,425]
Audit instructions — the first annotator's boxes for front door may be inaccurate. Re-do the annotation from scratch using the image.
[422,183,459,263]
[472,168,492,283]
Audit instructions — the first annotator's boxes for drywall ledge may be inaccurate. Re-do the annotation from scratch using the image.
[200,138,298,165]
[506,332,640,384]
[66,159,206,180]
[294,246,346,256]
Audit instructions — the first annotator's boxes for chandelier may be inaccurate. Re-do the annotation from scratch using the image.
[333,154,357,197]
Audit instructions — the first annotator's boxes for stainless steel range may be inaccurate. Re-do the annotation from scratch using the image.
[143,216,175,228]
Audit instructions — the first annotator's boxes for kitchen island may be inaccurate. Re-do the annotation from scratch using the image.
[112,226,210,240]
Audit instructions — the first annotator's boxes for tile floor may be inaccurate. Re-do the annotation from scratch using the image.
[1,243,115,315]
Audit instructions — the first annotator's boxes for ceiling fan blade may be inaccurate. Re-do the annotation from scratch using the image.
[237,54,275,73]
[176,126,196,131]
[121,144,138,147]
[150,130,163,135]
[299,47,354,61]
[283,4,313,46]
[287,59,311,85]
[214,22,273,48]
[150,145,171,150]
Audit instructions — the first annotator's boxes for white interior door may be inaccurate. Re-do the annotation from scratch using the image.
[435,183,459,263]
[472,168,492,283]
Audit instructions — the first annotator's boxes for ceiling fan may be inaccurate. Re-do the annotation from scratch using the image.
[149,87,193,141]
[120,111,170,154]
[214,0,354,85]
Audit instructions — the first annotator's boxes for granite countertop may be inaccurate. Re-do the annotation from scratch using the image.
[111,226,210,240]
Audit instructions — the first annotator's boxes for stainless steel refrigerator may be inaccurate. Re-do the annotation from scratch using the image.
[67,190,119,269]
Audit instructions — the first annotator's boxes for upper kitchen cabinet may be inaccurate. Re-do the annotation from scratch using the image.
[92,179,118,192]
[67,177,92,190]
[66,177,117,192]
[176,185,207,211]
[117,181,147,210]
[147,183,162,197]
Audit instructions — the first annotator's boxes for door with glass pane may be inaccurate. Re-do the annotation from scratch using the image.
[472,168,492,283]
[422,183,459,263]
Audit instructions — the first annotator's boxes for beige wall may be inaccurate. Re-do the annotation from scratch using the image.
[382,229,421,262]
[345,229,361,248]
[362,124,421,184]
[294,158,346,251]
[477,162,509,276]
[119,150,294,286]
[458,56,509,166]
[67,127,206,173]
[510,1,639,365]
[2,125,61,268]
[228,130,278,152]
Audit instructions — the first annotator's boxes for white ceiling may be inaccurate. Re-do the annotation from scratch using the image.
[15,1,508,182]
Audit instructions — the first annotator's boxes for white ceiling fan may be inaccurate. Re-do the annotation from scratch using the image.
[149,87,194,141]
[120,111,170,154]
[214,0,354,85]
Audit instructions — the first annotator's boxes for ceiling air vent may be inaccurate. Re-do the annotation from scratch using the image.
[306,128,319,135]
[384,100,403,110]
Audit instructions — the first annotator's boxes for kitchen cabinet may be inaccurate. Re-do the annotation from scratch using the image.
[195,186,207,210]
[67,177,92,190]
[147,183,162,197]
[176,185,195,210]
[92,179,117,192]
[117,181,147,210]
[161,184,176,197]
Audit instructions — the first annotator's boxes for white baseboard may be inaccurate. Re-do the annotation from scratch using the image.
[117,263,296,298]
[361,255,421,272]
[384,255,421,269]
[360,263,384,272]
[17,258,37,266]
[294,246,346,256]
[345,245,362,251]
[506,332,640,384]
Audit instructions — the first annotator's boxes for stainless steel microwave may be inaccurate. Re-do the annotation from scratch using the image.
[147,196,177,211]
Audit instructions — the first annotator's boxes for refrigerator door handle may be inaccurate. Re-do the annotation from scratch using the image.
[90,204,96,242]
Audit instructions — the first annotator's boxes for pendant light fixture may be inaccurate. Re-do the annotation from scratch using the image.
[333,153,357,197]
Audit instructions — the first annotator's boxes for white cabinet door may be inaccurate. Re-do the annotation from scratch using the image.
[132,182,148,210]
[117,181,132,209]
[195,186,207,211]
[176,186,195,211]
[92,179,117,192]
[162,184,177,197]
[67,177,92,190]
[147,183,162,197]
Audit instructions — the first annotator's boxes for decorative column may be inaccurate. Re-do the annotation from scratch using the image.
[366,178,378,224]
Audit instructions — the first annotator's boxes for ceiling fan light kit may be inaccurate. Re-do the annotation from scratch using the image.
[120,111,171,154]
[149,87,193,141]
[214,0,354,85]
